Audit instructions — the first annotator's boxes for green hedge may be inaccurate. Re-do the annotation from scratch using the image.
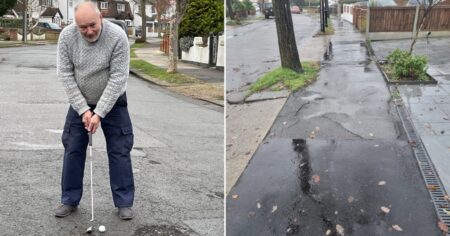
[0,18,22,28]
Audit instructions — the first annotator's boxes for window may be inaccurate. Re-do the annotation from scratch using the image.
[117,3,125,12]
[100,2,109,10]
[41,0,52,6]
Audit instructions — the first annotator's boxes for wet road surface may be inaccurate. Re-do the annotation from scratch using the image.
[226,14,319,93]
[227,139,440,235]
[226,19,441,235]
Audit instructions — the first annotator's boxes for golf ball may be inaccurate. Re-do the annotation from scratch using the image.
[99,225,106,232]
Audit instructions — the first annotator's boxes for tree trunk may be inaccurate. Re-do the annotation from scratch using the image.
[226,0,234,19]
[140,0,147,41]
[272,0,303,73]
[167,20,178,73]
[167,0,187,73]
[409,8,430,55]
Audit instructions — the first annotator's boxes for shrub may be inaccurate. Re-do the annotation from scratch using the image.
[387,49,428,80]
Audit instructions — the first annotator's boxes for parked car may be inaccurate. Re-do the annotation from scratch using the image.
[107,19,127,34]
[263,2,274,19]
[37,22,62,32]
[291,5,302,14]
[134,25,142,37]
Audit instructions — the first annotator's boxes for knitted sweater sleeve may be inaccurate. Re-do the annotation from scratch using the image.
[93,34,130,118]
[57,31,90,116]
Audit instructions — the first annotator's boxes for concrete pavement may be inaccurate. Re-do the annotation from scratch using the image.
[371,38,450,195]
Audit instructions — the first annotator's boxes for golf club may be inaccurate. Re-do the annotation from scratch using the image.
[89,132,94,222]
[85,132,94,234]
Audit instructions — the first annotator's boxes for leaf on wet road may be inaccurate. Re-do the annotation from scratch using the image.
[444,195,450,201]
[271,205,278,213]
[309,131,316,139]
[347,196,354,203]
[369,133,374,137]
[443,209,450,215]
[378,181,386,186]
[325,229,331,235]
[257,203,261,209]
[283,121,287,125]
[315,126,320,131]
[312,175,320,183]
[232,194,239,199]
[336,224,344,235]
[381,206,390,214]
[438,221,449,233]
[392,225,403,232]
[409,140,417,147]
[427,185,439,190]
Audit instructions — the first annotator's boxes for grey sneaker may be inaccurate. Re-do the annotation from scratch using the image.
[54,205,77,217]
[118,207,133,220]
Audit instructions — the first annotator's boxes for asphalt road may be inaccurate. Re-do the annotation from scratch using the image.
[226,14,319,93]
[0,45,223,235]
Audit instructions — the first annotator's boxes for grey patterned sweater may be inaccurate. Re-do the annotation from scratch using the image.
[57,20,129,118]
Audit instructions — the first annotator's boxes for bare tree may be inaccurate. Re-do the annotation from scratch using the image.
[151,0,171,37]
[272,0,303,73]
[167,0,188,73]
[409,0,442,54]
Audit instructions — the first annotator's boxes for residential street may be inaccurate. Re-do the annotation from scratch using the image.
[226,14,319,94]
[227,19,442,235]
[0,45,223,235]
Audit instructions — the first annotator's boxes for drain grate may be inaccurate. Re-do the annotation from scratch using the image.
[393,87,450,234]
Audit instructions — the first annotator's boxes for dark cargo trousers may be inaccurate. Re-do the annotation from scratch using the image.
[60,94,135,208]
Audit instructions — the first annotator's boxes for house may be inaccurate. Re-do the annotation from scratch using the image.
[97,0,134,23]
[40,7,63,25]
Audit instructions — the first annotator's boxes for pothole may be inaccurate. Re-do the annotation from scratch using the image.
[134,225,189,236]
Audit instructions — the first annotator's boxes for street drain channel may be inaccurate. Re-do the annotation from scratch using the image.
[393,86,450,234]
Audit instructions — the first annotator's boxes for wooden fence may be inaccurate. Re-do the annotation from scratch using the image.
[351,6,450,32]
[160,34,170,55]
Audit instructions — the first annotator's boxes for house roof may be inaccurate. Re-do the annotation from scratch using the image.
[41,7,63,18]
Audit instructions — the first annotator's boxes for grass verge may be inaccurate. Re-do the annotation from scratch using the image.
[316,19,335,35]
[130,60,199,84]
[131,42,149,48]
[130,48,137,58]
[249,61,320,95]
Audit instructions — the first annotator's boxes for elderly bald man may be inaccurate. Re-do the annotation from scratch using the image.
[54,1,135,220]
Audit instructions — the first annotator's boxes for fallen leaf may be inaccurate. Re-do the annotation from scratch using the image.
[427,185,439,190]
[392,225,403,232]
[232,194,239,199]
[444,195,450,201]
[378,181,386,186]
[369,133,374,137]
[381,206,390,214]
[347,196,354,203]
[309,131,316,139]
[336,224,344,235]
[271,205,278,213]
[315,126,320,131]
[374,144,379,147]
[443,209,450,215]
[335,210,338,215]
[312,175,321,183]
[326,229,332,235]
[409,140,417,147]
[283,121,287,125]
[257,203,261,209]
[438,221,449,233]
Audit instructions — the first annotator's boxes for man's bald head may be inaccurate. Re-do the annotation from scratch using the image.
[75,1,103,42]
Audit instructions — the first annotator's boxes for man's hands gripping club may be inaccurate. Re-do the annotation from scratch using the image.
[82,110,101,133]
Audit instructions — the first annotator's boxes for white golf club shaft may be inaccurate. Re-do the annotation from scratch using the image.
[89,133,94,222]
